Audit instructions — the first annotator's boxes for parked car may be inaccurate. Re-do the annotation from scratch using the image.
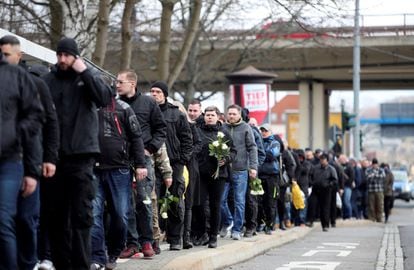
[392,170,411,202]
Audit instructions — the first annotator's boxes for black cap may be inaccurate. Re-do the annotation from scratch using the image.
[372,158,378,164]
[56,37,79,57]
[151,81,169,97]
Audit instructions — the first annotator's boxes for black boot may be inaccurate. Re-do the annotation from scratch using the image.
[183,232,193,249]
[208,235,217,248]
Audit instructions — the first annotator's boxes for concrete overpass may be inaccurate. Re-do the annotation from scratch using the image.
[3,21,414,150]
[109,23,414,150]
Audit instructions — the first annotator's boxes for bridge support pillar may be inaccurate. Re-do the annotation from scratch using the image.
[299,81,329,150]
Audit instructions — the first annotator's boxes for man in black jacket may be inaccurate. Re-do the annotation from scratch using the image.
[0,35,59,270]
[90,97,147,270]
[0,50,43,270]
[307,153,338,232]
[117,70,167,258]
[42,37,113,270]
[150,81,193,250]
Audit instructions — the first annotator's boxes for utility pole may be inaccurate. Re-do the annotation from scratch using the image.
[353,0,361,159]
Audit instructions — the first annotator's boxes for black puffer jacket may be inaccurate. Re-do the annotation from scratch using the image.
[43,65,113,156]
[0,53,44,178]
[159,102,193,164]
[120,92,166,154]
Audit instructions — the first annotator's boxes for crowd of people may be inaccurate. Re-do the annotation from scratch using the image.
[0,35,395,270]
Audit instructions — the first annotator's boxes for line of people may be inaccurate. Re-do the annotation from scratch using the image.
[0,35,394,270]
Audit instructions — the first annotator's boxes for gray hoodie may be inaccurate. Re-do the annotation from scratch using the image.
[224,119,258,172]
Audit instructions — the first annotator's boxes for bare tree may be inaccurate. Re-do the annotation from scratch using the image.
[157,0,178,81]
[120,0,139,69]
[92,0,111,65]
[166,0,201,89]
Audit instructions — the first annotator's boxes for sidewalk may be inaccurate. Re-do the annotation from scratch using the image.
[116,219,371,270]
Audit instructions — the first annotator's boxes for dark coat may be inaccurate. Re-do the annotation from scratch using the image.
[95,98,145,170]
[43,66,113,156]
[296,159,313,196]
[29,71,59,165]
[120,92,166,154]
[159,102,193,164]
[198,121,235,180]
[0,53,43,178]
[187,122,203,206]
[311,163,338,190]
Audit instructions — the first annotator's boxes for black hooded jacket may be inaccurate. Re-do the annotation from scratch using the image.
[42,65,113,156]
[0,53,44,178]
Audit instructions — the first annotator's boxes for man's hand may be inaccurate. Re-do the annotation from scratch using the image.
[21,176,37,198]
[43,162,56,178]
[164,177,172,188]
[135,168,148,181]
[339,189,344,196]
[71,57,87,73]
[249,169,257,179]
[144,149,152,157]
[218,159,226,167]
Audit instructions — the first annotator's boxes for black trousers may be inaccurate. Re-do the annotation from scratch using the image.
[308,187,332,229]
[165,162,185,245]
[199,172,226,238]
[277,186,287,225]
[245,185,258,231]
[261,174,278,227]
[330,187,339,226]
[384,195,393,221]
[48,155,96,270]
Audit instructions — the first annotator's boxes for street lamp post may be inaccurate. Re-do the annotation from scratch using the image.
[353,0,361,159]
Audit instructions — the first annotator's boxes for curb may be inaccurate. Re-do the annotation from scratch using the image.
[161,227,312,270]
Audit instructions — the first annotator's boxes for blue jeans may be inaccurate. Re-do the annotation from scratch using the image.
[91,168,131,265]
[342,187,352,219]
[0,161,23,270]
[221,170,248,233]
[17,183,40,270]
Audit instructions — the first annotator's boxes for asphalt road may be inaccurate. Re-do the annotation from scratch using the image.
[225,199,414,270]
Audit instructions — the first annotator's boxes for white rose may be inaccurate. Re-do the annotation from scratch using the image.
[217,131,225,138]
[161,212,168,219]
[212,141,219,147]
[222,144,228,150]
[143,198,151,205]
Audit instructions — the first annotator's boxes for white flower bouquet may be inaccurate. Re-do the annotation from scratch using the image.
[250,177,265,196]
[158,189,179,219]
[208,131,230,179]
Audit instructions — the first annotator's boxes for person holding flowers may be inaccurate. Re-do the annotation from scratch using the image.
[198,106,235,248]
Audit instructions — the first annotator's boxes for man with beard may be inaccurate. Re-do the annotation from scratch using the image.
[42,37,113,269]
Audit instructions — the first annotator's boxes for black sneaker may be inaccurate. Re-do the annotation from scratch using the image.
[105,256,117,270]
[244,229,254,238]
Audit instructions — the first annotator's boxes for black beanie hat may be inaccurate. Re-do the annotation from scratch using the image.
[151,81,169,97]
[56,37,80,57]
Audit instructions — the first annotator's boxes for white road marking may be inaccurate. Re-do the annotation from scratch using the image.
[302,250,352,257]
[275,261,341,270]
